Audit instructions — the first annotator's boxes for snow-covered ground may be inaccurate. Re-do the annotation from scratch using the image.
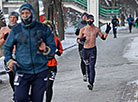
[123,37,138,64]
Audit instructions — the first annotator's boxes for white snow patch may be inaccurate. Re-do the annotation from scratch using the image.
[123,37,138,63]
[65,26,75,34]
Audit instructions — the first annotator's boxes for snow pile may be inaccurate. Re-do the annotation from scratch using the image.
[123,37,138,63]
[64,26,75,34]
[61,36,77,51]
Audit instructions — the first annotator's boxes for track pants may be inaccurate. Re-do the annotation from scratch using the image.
[129,23,133,33]
[78,44,86,76]
[14,69,49,102]
[46,66,57,102]
[82,46,97,85]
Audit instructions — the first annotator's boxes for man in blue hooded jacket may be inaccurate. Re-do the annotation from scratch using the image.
[4,3,56,102]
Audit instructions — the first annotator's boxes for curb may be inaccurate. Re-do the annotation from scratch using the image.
[63,44,77,51]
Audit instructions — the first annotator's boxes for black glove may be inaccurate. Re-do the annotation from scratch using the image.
[75,29,80,36]
[4,33,9,40]
[80,37,86,42]
[56,51,61,56]
[105,23,111,34]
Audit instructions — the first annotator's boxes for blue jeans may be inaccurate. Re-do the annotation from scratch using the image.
[82,46,97,85]
[14,69,49,102]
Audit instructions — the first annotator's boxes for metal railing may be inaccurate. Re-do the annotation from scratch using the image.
[99,4,120,17]
[63,0,120,17]
[63,0,87,8]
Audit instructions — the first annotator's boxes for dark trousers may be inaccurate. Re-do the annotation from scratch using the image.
[82,46,97,85]
[4,60,15,91]
[78,44,86,76]
[46,66,57,102]
[7,71,15,91]
[14,69,49,102]
[113,26,117,38]
[129,23,133,33]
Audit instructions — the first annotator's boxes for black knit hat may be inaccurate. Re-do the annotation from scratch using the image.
[87,14,94,20]
[81,12,88,18]
[9,11,19,20]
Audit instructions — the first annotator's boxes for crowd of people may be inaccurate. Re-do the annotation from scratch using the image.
[1,2,138,102]
[111,14,138,37]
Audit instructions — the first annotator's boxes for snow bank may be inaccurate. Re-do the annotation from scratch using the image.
[123,37,138,63]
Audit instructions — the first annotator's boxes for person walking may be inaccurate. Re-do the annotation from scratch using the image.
[135,17,138,29]
[77,14,111,90]
[43,20,63,102]
[3,3,56,102]
[0,11,19,100]
[111,16,119,38]
[127,15,134,33]
[75,12,88,81]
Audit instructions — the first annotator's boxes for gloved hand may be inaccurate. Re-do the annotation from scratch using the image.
[75,29,80,36]
[105,23,111,34]
[56,51,61,56]
[80,37,86,42]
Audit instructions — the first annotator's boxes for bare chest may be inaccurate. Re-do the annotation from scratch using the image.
[83,27,97,39]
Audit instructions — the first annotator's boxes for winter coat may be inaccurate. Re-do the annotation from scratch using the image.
[112,18,119,27]
[48,36,63,67]
[3,3,56,74]
[127,17,134,24]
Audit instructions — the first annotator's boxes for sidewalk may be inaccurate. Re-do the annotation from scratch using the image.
[119,27,138,102]
[0,27,138,102]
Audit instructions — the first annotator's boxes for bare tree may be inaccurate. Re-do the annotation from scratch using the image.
[42,0,51,20]
[54,0,64,40]
[42,0,64,40]
[26,0,39,21]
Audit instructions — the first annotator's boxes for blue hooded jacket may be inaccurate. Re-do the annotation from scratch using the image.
[4,3,56,74]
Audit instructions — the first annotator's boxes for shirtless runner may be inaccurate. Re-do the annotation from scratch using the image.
[77,14,111,90]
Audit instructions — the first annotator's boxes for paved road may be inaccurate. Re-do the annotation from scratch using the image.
[1,28,138,102]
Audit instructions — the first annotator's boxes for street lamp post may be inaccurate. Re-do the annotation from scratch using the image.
[87,0,99,27]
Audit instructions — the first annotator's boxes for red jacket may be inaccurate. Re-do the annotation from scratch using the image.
[48,36,63,66]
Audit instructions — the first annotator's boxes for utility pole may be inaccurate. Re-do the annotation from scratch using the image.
[87,0,99,27]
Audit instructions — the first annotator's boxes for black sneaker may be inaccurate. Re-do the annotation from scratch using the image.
[87,84,93,90]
